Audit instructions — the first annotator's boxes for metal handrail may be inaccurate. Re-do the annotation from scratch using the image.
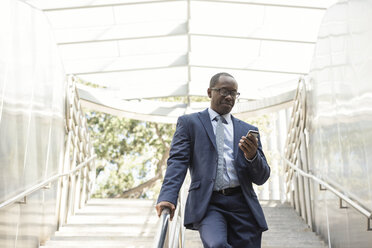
[0,154,96,210]
[282,156,372,229]
[153,207,171,248]
[153,173,189,248]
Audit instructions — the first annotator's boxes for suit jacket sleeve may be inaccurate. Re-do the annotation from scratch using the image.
[236,131,270,186]
[157,116,191,206]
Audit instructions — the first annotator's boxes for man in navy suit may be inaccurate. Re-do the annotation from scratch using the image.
[156,72,270,247]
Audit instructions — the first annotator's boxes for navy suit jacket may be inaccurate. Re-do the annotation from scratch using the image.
[157,109,270,231]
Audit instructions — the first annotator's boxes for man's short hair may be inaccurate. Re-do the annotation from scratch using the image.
[209,72,234,88]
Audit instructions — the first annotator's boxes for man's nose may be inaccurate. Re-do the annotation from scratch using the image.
[225,94,233,101]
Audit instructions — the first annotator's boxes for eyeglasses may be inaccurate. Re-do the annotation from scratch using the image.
[211,88,240,98]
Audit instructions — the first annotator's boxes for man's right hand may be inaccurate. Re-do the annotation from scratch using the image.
[155,201,176,221]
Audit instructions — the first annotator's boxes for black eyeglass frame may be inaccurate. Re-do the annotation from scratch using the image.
[210,88,240,98]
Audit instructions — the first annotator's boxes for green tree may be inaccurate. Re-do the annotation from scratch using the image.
[85,110,175,198]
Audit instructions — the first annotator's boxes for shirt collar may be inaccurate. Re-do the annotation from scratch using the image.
[208,108,232,124]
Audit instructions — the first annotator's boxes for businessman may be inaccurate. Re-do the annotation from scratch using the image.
[156,72,270,247]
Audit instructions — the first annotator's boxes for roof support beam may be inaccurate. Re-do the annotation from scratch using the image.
[40,0,327,12]
[194,0,327,10]
[191,33,316,45]
[41,0,184,11]
[57,33,315,46]
[75,65,186,76]
[192,65,305,75]
[74,64,305,76]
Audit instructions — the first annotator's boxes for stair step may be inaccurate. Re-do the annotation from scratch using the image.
[41,240,152,248]
[54,231,156,237]
[55,225,156,236]
[67,215,158,224]
[263,246,326,248]
[41,246,148,248]
[87,198,155,205]
[184,240,204,248]
[50,236,153,241]
[43,237,154,247]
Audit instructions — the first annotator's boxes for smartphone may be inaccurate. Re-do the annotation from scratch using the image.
[246,130,259,139]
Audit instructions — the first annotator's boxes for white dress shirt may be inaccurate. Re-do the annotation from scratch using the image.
[208,108,240,190]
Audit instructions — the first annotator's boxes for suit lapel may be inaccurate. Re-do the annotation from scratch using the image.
[198,109,217,150]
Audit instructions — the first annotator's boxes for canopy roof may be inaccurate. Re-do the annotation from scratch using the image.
[26,0,337,123]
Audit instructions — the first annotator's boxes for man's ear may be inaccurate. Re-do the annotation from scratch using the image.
[207,88,212,98]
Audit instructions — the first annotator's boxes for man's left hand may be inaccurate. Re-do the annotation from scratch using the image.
[238,134,258,160]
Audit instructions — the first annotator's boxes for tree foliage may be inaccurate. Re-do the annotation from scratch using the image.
[85,110,175,198]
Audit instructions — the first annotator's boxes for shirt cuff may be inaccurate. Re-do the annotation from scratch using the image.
[245,152,257,162]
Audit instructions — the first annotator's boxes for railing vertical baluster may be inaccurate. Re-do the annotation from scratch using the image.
[0,76,96,244]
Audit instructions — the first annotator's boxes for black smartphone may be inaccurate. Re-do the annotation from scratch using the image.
[246,130,259,139]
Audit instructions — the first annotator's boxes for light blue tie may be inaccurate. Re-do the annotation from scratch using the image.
[215,115,226,190]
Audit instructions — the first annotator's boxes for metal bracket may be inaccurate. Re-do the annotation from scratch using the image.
[319,184,327,191]
[368,218,372,231]
[339,199,348,209]
[17,196,27,204]
[43,183,51,189]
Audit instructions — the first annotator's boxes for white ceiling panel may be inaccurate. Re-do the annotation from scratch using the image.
[117,35,188,56]
[51,21,187,44]
[59,41,119,60]
[64,53,187,74]
[190,1,265,37]
[80,66,188,92]
[45,7,115,29]
[190,36,314,73]
[114,1,187,23]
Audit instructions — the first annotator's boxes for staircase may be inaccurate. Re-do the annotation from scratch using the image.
[260,201,327,248]
[41,199,327,248]
[40,198,158,248]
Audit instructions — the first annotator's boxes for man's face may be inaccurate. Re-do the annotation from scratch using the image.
[207,75,238,115]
